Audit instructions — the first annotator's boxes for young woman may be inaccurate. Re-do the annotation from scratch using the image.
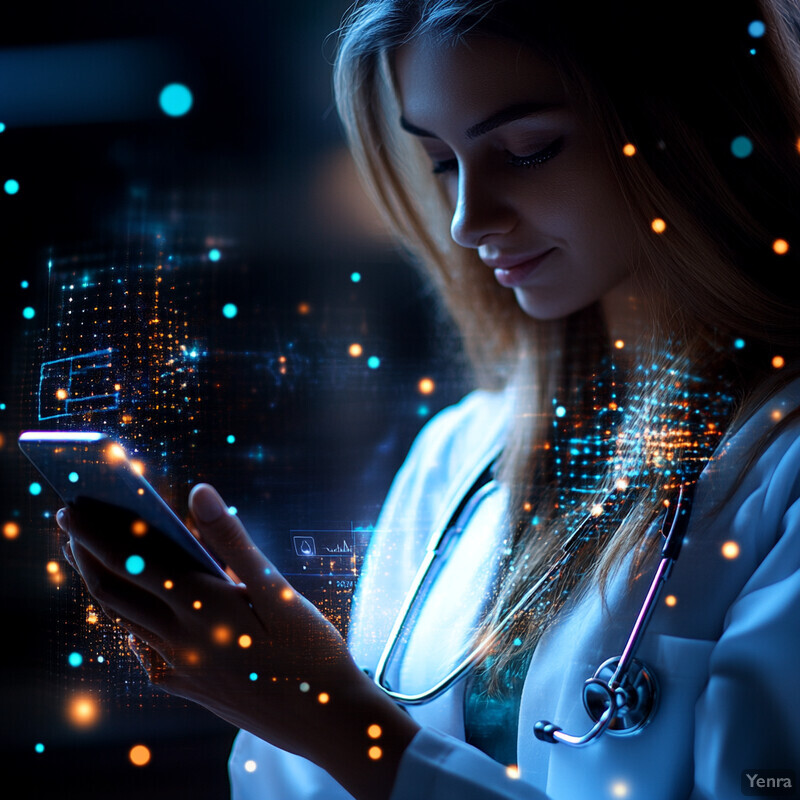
[58,0,800,798]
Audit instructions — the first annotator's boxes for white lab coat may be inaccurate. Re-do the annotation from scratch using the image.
[229,381,800,799]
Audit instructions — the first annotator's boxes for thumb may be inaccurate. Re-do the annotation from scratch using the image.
[188,484,281,591]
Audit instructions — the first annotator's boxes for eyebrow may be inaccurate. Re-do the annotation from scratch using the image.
[399,102,561,141]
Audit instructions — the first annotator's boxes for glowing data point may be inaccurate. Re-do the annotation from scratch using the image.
[222,303,238,319]
[227,434,236,444]
[29,482,42,496]
[129,745,151,766]
[68,652,83,667]
[208,248,221,262]
[0,123,5,133]
[125,555,145,575]
[734,338,746,349]
[249,672,258,681]
[4,179,19,195]
[555,405,567,418]
[731,136,753,158]
[22,306,35,319]
[299,682,310,692]
[34,743,45,754]
[748,20,766,38]
[21,280,29,288]
[350,272,361,283]
[159,83,193,117]
[367,356,380,369]
[68,472,79,483]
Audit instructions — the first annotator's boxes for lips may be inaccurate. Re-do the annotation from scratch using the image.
[482,248,556,288]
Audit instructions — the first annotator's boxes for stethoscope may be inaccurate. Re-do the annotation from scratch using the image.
[373,447,693,747]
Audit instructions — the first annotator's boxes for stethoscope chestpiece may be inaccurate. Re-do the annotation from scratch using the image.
[582,656,659,736]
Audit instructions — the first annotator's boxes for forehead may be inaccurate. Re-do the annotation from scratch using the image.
[393,34,567,128]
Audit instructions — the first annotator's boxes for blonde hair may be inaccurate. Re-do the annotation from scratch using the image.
[334,0,800,680]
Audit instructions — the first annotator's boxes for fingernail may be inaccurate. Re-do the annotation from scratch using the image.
[192,486,227,524]
[56,508,69,532]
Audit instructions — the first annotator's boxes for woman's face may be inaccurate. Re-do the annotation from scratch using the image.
[394,34,638,321]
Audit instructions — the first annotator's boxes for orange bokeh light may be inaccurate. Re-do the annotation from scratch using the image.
[3,521,20,539]
[129,744,151,766]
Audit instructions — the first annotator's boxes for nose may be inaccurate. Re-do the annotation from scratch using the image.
[449,166,516,249]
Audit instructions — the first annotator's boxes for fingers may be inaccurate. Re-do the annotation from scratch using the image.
[189,484,282,592]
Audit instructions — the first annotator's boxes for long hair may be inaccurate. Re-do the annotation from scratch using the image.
[333,0,800,681]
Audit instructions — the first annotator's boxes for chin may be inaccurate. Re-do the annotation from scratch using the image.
[513,289,591,321]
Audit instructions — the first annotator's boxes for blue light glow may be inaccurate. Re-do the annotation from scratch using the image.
[0,123,5,133]
[249,672,258,681]
[555,405,567,418]
[68,652,83,667]
[222,303,238,319]
[29,482,42,496]
[34,743,44,754]
[159,83,193,117]
[227,434,236,444]
[417,405,430,417]
[21,280,29,288]
[367,356,380,369]
[208,248,221,262]
[734,338,746,349]
[350,272,361,283]
[23,306,35,319]
[748,20,766,37]
[125,555,145,575]
[731,136,753,158]
[4,179,19,195]
[68,472,79,483]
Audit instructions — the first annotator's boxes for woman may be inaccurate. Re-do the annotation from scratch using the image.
[58,0,800,798]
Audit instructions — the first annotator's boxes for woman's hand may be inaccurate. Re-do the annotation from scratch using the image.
[57,484,419,799]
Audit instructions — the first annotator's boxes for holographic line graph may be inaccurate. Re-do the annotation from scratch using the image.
[38,348,120,420]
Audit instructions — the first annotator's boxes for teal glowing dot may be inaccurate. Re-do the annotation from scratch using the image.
[68,472,79,483]
[748,20,766,38]
[350,272,361,283]
[159,83,193,117]
[750,48,757,55]
[34,743,45,754]
[299,682,310,693]
[513,637,523,646]
[367,356,380,369]
[125,555,145,575]
[97,656,104,663]
[22,306,35,319]
[417,405,429,417]
[731,136,753,158]
[249,672,258,681]
[68,652,83,667]
[227,434,236,444]
[228,506,238,515]
[29,482,42,496]
[555,405,567,418]
[0,403,5,410]
[208,248,221,262]
[21,280,29,289]
[0,123,5,133]
[222,303,238,319]
[4,179,19,195]
[734,338,746,349]
[264,567,271,575]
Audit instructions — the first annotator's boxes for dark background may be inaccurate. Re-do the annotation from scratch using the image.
[0,3,467,797]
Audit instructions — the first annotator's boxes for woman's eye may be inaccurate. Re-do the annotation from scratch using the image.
[506,136,565,168]
[431,157,458,175]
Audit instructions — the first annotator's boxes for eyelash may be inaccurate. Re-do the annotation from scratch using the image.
[431,136,565,175]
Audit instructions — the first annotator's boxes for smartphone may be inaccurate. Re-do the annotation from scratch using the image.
[18,431,233,582]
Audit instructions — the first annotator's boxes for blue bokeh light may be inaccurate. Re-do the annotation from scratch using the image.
[350,272,361,283]
[731,136,753,158]
[21,280,29,289]
[208,248,221,262]
[555,405,567,418]
[734,338,746,349]
[748,19,766,38]
[29,482,42,496]
[34,743,45,754]
[22,306,35,319]
[4,178,19,195]
[222,303,238,319]
[125,555,145,575]
[159,83,193,117]
[68,652,83,668]
[227,434,236,444]
[68,472,79,483]
[367,356,381,369]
